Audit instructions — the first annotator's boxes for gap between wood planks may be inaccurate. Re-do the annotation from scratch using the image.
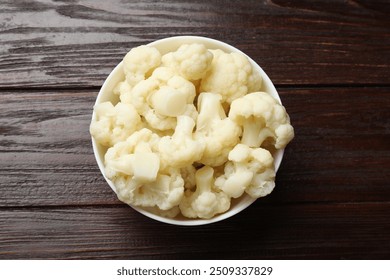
[0,200,389,211]
[0,83,390,93]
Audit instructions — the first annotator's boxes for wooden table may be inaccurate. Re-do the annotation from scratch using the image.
[1,0,389,260]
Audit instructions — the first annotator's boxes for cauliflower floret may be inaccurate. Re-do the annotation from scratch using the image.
[113,80,132,98]
[123,67,197,131]
[90,102,142,147]
[159,115,205,169]
[194,92,241,166]
[130,168,184,210]
[104,128,160,183]
[105,129,184,210]
[122,71,161,111]
[215,144,275,198]
[180,166,230,219]
[123,45,161,89]
[114,168,184,211]
[180,165,197,191]
[150,76,196,117]
[162,43,213,81]
[199,49,262,104]
[229,91,294,149]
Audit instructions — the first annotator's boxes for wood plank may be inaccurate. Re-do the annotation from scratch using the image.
[0,87,389,207]
[0,202,389,259]
[0,0,389,88]
[276,86,390,203]
[0,89,119,206]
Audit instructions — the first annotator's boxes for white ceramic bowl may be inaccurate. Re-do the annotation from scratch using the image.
[91,36,284,226]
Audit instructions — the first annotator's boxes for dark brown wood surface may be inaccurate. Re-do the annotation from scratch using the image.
[0,0,389,259]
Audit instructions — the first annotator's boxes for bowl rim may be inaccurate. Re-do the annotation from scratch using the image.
[91,35,284,226]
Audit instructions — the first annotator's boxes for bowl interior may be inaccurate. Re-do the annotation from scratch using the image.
[91,36,284,226]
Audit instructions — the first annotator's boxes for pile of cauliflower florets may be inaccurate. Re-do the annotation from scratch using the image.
[90,43,294,219]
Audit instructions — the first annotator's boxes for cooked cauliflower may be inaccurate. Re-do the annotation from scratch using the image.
[162,43,213,81]
[159,115,205,169]
[200,49,262,104]
[180,166,230,219]
[124,67,197,131]
[229,91,294,149]
[105,129,184,210]
[113,79,132,98]
[123,45,161,88]
[180,165,197,191]
[105,128,160,183]
[114,168,184,211]
[195,92,241,166]
[215,144,275,198]
[90,101,141,147]
[130,168,184,210]
[91,42,294,220]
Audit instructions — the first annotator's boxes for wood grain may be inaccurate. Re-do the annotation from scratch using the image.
[0,87,389,207]
[0,202,389,259]
[0,0,389,88]
[1,0,389,260]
